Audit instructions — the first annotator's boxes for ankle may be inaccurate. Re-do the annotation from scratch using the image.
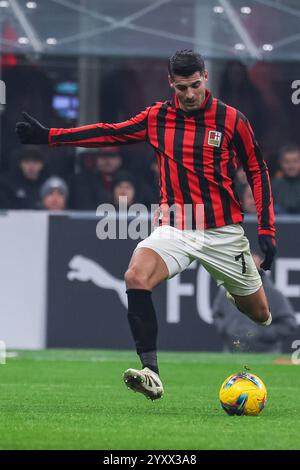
[139,350,159,375]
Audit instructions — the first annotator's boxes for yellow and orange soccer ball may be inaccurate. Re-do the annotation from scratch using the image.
[219,372,267,416]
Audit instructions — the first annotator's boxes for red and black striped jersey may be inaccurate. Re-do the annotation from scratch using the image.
[49,90,275,236]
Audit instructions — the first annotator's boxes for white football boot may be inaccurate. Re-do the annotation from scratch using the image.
[123,367,164,401]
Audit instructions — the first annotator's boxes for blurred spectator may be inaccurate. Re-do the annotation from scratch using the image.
[112,171,138,208]
[219,60,267,140]
[112,172,136,207]
[272,145,300,214]
[241,184,256,214]
[95,147,123,192]
[0,146,48,209]
[212,253,297,353]
[69,147,123,210]
[40,176,68,211]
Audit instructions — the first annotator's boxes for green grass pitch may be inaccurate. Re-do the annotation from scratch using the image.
[0,349,300,450]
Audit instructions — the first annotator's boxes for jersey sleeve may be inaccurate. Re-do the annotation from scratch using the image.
[232,112,275,237]
[48,108,150,148]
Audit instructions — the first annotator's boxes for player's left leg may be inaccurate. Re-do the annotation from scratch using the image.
[196,224,272,326]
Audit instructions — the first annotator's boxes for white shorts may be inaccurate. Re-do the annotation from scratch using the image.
[135,224,262,296]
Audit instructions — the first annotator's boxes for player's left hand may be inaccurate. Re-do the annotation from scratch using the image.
[258,234,277,271]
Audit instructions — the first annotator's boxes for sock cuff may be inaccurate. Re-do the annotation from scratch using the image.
[261,312,272,326]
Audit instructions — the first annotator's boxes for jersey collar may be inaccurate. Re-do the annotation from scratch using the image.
[172,89,213,116]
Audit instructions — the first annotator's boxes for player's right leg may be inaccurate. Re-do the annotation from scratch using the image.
[123,226,192,400]
[125,246,170,291]
[124,247,169,400]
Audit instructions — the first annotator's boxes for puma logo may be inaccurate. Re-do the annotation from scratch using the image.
[67,255,127,307]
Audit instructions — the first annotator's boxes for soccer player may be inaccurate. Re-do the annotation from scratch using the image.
[16,50,276,401]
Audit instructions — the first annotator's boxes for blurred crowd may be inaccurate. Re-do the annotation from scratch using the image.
[0,139,299,215]
[0,145,159,211]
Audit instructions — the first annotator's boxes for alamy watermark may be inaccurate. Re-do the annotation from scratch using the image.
[291,80,300,105]
[0,80,6,105]
[0,340,6,364]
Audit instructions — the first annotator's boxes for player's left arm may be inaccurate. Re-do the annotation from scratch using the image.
[232,112,276,270]
[49,109,149,147]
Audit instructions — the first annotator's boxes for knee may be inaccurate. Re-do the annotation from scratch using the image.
[125,266,151,290]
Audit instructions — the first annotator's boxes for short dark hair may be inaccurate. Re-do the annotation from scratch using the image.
[168,50,205,78]
[18,146,44,162]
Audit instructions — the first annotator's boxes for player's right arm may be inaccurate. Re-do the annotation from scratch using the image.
[16,108,150,147]
[232,111,276,271]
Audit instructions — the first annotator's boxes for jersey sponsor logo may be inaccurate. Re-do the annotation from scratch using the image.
[208,130,222,147]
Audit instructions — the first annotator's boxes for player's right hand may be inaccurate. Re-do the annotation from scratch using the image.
[16,112,49,144]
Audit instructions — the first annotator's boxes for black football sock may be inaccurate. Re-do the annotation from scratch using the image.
[126,289,159,375]
[139,351,159,375]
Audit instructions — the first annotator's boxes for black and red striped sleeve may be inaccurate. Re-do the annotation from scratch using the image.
[48,108,150,148]
[232,112,275,237]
